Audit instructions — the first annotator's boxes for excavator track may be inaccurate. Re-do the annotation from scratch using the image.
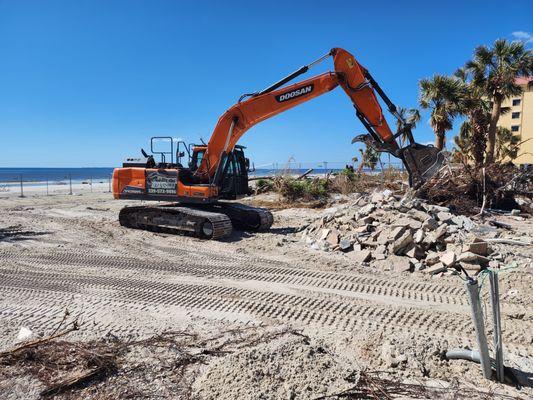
[118,202,273,240]
[119,205,233,240]
[216,202,274,231]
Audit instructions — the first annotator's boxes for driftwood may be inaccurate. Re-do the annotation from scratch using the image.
[489,220,513,230]
[296,168,314,180]
[484,238,532,246]
[41,364,113,397]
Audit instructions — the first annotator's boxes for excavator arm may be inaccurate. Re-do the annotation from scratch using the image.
[200,47,444,188]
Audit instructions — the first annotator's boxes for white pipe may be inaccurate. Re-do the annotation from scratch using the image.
[446,349,481,363]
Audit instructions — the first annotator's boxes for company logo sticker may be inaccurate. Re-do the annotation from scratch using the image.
[275,84,314,102]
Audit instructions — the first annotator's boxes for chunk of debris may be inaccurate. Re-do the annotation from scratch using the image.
[319,229,330,241]
[436,211,454,223]
[326,230,340,246]
[405,245,425,260]
[15,327,35,343]
[465,239,489,256]
[339,239,352,252]
[299,191,501,279]
[441,251,456,267]
[413,230,424,244]
[458,252,490,266]
[348,249,372,263]
[391,232,413,255]
[423,262,447,275]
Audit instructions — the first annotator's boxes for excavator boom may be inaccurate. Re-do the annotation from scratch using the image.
[199,47,443,188]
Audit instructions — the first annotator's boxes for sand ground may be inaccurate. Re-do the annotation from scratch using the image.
[0,190,532,399]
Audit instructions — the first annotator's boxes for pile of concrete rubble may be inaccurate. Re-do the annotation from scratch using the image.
[300,190,508,275]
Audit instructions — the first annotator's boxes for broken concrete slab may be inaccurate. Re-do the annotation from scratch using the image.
[423,262,447,275]
[348,249,372,263]
[459,262,482,273]
[425,252,440,266]
[422,218,439,231]
[436,211,454,223]
[339,239,352,252]
[465,240,489,256]
[361,216,374,225]
[458,252,490,266]
[393,217,422,230]
[441,251,456,267]
[326,230,340,246]
[405,245,425,260]
[391,232,413,255]
[358,203,376,217]
[409,209,431,222]
[424,204,450,214]
[389,226,406,241]
[413,230,425,244]
[375,244,387,255]
[423,224,447,247]
[319,228,331,241]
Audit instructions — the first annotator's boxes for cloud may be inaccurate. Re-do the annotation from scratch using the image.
[512,31,533,43]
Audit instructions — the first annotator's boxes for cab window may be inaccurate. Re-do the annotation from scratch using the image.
[191,150,204,170]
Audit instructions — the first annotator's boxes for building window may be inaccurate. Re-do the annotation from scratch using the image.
[511,125,520,132]
[512,112,520,119]
[512,99,521,106]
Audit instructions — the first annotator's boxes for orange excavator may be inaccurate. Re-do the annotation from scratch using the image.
[113,47,444,239]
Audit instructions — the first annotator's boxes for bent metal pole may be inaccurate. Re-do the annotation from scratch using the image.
[466,278,492,379]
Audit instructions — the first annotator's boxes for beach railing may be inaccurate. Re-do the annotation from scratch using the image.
[0,171,114,197]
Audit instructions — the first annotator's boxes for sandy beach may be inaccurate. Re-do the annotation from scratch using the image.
[0,190,532,398]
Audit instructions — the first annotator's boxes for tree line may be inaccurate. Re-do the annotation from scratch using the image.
[418,39,532,166]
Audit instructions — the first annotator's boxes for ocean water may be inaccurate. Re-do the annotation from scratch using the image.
[0,168,114,185]
[0,166,388,187]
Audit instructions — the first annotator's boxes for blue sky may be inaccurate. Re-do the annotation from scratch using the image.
[0,0,531,167]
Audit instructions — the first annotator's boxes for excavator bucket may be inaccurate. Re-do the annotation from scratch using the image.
[399,143,446,188]
[352,134,446,189]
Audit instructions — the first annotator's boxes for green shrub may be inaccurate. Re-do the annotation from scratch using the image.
[256,178,273,192]
[276,177,329,201]
[338,167,356,181]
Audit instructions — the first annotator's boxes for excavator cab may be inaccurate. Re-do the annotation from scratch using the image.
[190,144,250,199]
[218,146,250,199]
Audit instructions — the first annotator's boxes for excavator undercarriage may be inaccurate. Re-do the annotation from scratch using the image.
[118,202,272,240]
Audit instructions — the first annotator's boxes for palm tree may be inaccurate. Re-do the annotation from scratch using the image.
[395,107,421,147]
[419,75,465,150]
[356,146,379,172]
[453,67,490,167]
[494,126,522,162]
[465,39,533,164]
[453,120,475,165]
